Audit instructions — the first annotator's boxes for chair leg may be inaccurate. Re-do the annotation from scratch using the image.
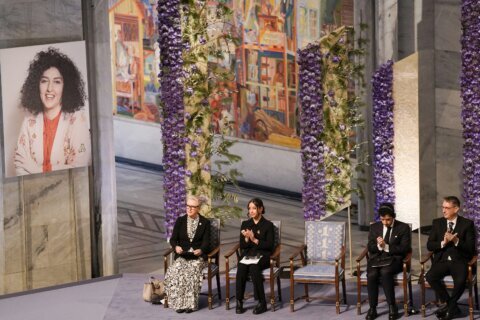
[304,283,309,302]
[225,274,230,310]
[475,282,479,310]
[469,280,473,320]
[356,275,361,315]
[403,278,408,317]
[335,280,340,314]
[290,270,295,312]
[270,277,275,311]
[421,278,426,317]
[208,275,213,310]
[342,276,347,304]
[277,275,282,301]
[164,295,168,308]
[216,272,222,300]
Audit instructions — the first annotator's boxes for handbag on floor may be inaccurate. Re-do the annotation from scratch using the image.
[143,277,165,302]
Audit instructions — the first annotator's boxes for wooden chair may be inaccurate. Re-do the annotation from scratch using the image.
[289,221,347,314]
[355,224,413,317]
[163,218,221,309]
[419,252,479,320]
[224,220,282,311]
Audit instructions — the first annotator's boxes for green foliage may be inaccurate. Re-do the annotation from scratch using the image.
[319,26,366,214]
[181,0,242,223]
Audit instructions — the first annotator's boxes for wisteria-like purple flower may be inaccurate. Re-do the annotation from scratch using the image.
[158,0,186,239]
[461,0,480,248]
[372,60,395,218]
[298,43,326,220]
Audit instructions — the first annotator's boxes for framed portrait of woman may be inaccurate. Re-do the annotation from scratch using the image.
[0,41,91,178]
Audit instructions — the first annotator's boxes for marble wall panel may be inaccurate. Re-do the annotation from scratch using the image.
[3,180,23,275]
[393,53,420,230]
[436,88,461,130]
[435,0,461,53]
[376,0,398,64]
[435,50,461,90]
[435,127,463,217]
[4,272,24,294]
[0,0,82,41]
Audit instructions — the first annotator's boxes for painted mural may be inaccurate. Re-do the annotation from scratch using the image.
[109,0,160,122]
[109,0,352,148]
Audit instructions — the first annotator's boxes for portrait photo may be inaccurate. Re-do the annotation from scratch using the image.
[0,41,91,178]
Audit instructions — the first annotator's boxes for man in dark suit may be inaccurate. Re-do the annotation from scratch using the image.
[366,203,411,320]
[426,196,476,320]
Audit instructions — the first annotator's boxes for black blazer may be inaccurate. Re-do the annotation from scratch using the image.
[367,219,411,261]
[170,214,210,261]
[427,215,476,264]
[239,216,274,258]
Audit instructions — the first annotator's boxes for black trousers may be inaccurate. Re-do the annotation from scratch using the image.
[236,256,270,303]
[367,259,403,307]
[425,260,468,311]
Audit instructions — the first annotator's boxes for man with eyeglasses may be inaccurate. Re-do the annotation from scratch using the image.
[426,196,476,320]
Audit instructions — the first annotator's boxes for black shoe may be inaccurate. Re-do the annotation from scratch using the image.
[252,302,267,315]
[365,307,378,320]
[176,309,185,313]
[236,300,245,314]
[435,304,449,318]
[185,309,194,313]
[388,304,398,320]
[439,307,461,320]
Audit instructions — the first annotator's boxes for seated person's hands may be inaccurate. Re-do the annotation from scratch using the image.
[377,236,385,248]
[193,249,202,256]
[175,246,183,254]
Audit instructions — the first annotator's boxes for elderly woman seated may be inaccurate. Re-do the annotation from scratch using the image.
[164,195,211,313]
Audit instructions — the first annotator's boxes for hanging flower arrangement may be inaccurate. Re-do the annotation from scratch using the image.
[157,0,186,239]
[298,43,325,221]
[371,60,395,217]
[298,26,365,220]
[461,0,480,246]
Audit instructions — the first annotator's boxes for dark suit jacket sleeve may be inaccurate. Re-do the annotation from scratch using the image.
[240,220,253,250]
[367,223,381,254]
[256,221,274,251]
[427,219,443,253]
[388,222,411,256]
[457,218,476,257]
[200,218,211,254]
[169,216,182,248]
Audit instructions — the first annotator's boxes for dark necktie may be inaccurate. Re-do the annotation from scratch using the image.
[384,226,392,245]
[448,221,454,233]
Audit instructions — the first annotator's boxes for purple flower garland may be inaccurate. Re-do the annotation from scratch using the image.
[461,0,480,247]
[157,0,186,239]
[371,60,395,217]
[298,44,326,220]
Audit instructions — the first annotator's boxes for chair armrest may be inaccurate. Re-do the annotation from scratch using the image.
[163,247,174,257]
[355,247,368,263]
[289,244,306,261]
[224,243,240,259]
[208,246,220,258]
[270,244,281,261]
[334,247,345,262]
[403,251,412,264]
[468,255,478,267]
[420,251,434,265]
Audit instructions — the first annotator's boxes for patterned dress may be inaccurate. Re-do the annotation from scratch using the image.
[165,216,206,310]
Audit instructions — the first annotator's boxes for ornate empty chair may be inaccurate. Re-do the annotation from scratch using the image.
[355,224,413,317]
[419,252,479,320]
[163,218,221,309]
[289,221,347,314]
[224,220,282,311]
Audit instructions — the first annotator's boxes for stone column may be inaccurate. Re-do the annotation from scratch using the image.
[84,0,118,276]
